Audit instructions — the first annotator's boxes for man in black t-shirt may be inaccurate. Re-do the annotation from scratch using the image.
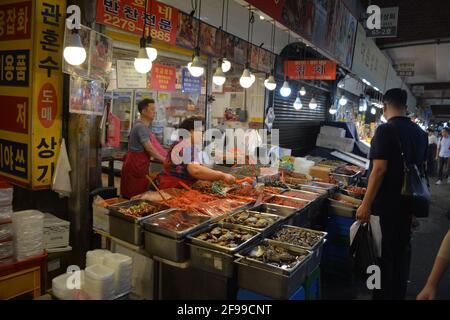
[356,88,428,300]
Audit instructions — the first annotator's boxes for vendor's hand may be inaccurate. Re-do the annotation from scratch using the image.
[417,285,436,300]
[221,173,236,185]
[356,203,371,222]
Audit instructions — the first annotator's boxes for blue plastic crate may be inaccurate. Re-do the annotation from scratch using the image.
[237,286,306,300]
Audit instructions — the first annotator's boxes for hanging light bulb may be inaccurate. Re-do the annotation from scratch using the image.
[339,95,348,106]
[63,30,87,66]
[239,65,253,88]
[264,75,276,91]
[280,78,291,97]
[145,36,158,62]
[293,95,302,110]
[188,49,204,77]
[221,58,231,73]
[371,107,376,115]
[329,104,337,114]
[212,64,226,86]
[309,97,318,110]
[249,72,256,85]
[134,38,152,74]
[299,86,306,96]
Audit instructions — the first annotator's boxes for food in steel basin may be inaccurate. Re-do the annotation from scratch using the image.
[248,243,308,269]
[266,197,306,209]
[195,226,256,248]
[117,202,158,218]
[270,227,322,248]
[265,181,290,189]
[147,210,209,232]
[346,186,366,194]
[282,190,319,201]
[223,211,279,229]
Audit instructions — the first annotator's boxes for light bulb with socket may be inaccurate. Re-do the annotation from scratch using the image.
[187,48,204,77]
[212,62,226,86]
[329,104,337,115]
[63,29,87,66]
[134,38,152,73]
[221,58,231,73]
[339,95,348,106]
[299,86,306,96]
[145,36,158,62]
[264,75,276,91]
[293,95,302,110]
[371,107,376,115]
[280,78,291,97]
[309,97,317,110]
[239,64,253,88]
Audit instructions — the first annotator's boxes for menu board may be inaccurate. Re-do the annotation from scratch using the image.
[116,60,148,89]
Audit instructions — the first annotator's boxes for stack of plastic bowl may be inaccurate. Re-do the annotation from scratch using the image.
[86,249,111,267]
[84,264,115,300]
[52,270,85,300]
[103,253,133,297]
[12,210,44,261]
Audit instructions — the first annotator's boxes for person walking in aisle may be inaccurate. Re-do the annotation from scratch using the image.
[356,88,428,300]
[436,127,450,185]
[426,128,437,176]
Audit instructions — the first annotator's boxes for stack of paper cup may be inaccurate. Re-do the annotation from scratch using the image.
[86,249,111,267]
[84,264,115,300]
[103,253,133,297]
[12,210,44,260]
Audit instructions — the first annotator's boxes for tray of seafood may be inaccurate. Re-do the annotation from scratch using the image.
[108,200,170,222]
[221,210,283,234]
[235,240,312,299]
[263,195,310,210]
[188,223,260,254]
[281,189,321,201]
[142,209,212,239]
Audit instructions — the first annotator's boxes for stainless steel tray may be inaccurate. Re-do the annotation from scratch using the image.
[221,210,283,235]
[268,225,327,252]
[142,209,212,239]
[281,189,321,202]
[188,243,236,278]
[108,199,170,223]
[263,194,311,210]
[251,203,297,221]
[143,230,189,262]
[330,170,361,186]
[187,223,261,254]
[235,239,312,276]
[290,184,329,195]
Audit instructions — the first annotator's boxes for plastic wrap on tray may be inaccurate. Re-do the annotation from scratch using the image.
[146,210,210,232]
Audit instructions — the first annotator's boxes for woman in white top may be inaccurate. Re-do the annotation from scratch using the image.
[427,128,438,176]
[436,127,450,185]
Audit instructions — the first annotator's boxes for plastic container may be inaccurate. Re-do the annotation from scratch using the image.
[103,253,132,296]
[0,222,12,241]
[0,206,12,222]
[43,213,70,249]
[12,210,44,261]
[294,158,315,175]
[52,270,85,300]
[84,264,115,300]
[86,249,111,267]
[0,240,13,260]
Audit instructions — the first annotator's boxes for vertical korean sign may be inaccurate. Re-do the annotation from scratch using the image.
[0,0,64,189]
[0,0,33,186]
[32,0,64,189]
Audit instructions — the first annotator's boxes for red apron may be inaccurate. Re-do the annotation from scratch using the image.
[157,173,195,190]
[120,150,150,199]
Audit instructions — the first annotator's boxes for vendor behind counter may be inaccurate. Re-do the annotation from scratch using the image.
[120,99,167,199]
[157,117,236,189]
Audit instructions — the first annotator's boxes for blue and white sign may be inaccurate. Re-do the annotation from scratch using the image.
[181,68,201,94]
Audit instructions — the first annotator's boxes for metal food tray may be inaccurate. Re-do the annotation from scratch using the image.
[330,170,362,186]
[251,203,297,222]
[235,239,312,276]
[188,243,236,278]
[108,199,170,223]
[263,194,311,210]
[142,209,212,239]
[188,223,261,254]
[143,231,189,262]
[221,210,284,235]
[290,184,329,195]
[281,189,322,202]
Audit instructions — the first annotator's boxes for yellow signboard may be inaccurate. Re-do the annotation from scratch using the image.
[0,0,64,189]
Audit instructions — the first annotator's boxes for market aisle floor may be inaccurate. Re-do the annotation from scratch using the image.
[322,178,450,300]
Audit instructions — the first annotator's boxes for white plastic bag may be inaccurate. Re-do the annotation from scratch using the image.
[350,215,382,258]
[52,138,72,197]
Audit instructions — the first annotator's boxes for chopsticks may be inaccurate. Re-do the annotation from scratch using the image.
[178,180,193,191]
[146,174,170,206]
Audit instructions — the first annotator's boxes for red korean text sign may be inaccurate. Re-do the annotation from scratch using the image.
[96,0,178,45]
[0,95,28,134]
[284,60,337,80]
[150,64,176,92]
[0,1,32,41]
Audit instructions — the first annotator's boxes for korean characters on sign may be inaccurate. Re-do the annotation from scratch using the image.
[0,1,32,41]
[96,0,178,45]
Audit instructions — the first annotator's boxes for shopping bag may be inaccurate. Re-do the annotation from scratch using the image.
[350,216,382,258]
[349,223,377,278]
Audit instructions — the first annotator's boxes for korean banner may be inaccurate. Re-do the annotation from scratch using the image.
[284,60,337,80]
[96,0,178,45]
[150,64,176,92]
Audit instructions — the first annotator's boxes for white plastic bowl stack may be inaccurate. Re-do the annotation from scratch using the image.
[86,249,111,267]
[294,157,315,175]
[12,210,44,260]
[52,270,85,300]
[84,264,115,300]
[103,253,133,297]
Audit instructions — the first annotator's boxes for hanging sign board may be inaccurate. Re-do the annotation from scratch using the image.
[366,7,399,38]
[0,0,64,189]
[181,67,201,94]
[116,59,148,89]
[284,60,337,80]
[95,0,178,45]
[149,64,176,92]
[393,61,415,77]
